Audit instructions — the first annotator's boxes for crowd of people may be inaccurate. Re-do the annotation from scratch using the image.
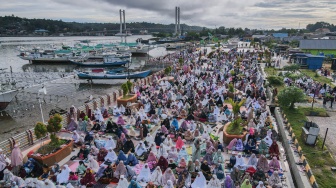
[0,46,286,188]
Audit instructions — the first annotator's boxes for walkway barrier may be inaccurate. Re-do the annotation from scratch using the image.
[277,108,318,188]
[0,70,164,156]
[0,128,38,156]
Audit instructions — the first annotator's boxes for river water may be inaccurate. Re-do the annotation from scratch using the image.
[0,35,176,141]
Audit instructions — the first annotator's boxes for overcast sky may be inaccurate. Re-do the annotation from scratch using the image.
[0,0,335,29]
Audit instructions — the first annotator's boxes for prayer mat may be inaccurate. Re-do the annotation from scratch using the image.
[186,146,192,155]
[65,160,79,172]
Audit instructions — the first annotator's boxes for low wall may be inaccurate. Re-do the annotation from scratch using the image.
[0,69,167,157]
[274,107,318,188]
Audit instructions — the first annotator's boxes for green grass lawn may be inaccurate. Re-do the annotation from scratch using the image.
[300,69,334,86]
[264,67,279,77]
[283,106,336,188]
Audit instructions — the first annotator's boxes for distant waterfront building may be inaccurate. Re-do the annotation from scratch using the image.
[34,29,49,36]
[299,39,336,55]
[315,28,331,35]
[140,29,148,35]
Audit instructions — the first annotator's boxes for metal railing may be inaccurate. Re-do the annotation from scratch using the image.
[0,71,163,156]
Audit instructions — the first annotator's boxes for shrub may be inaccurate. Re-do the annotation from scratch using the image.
[227,118,244,135]
[179,58,183,66]
[267,76,283,86]
[46,114,63,145]
[164,66,172,75]
[126,80,133,94]
[121,83,129,97]
[34,122,47,139]
[228,83,234,92]
[283,64,300,72]
[278,86,306,109]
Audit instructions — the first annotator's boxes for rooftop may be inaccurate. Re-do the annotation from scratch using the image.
[272,33,288,38]
[299,39,336,50]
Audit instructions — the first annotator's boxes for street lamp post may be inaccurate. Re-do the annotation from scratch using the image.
[38,94,45,123]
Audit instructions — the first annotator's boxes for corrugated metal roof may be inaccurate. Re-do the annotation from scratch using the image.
[300,39,336,50]
[272,33,288,38]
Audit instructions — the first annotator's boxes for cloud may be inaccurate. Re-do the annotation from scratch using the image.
[0,0,335,29]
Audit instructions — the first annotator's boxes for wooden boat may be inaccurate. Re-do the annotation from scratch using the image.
[76,70,151,79]
[70,59,129,67]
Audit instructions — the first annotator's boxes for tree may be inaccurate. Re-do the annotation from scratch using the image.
[164,66,172,75]
[47,114,63,145]
[34,122,48,139]
[278,86,306,109]
[264,50,272,67]
[179,58,183,66]
[283,64,300,73]
[121,80,133,97]
[126,80,133,94]
[225,98,246,133]
[226,98,246,118]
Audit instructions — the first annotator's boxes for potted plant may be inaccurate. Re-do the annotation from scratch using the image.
[29,114,74,166]
[164,66,172,76]
[227,83,235,99]
[178,57,183,67]
[223,99,247,144]
[117,80,137,107]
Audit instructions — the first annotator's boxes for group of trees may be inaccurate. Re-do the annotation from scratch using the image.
[0,15,203,35]
[306,21,336,32]
[1,15,335,37]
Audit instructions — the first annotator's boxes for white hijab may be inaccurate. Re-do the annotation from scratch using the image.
[25,178,35,187]
[163,137,173,147]
[213,106,220,115]
[146,134,154,145]
[263,136,272,147]
[72,131,80,143]
[105,136,116,149]
[150,143,158,154]
[207,175,221,188]
[151,166,163,185]
[158,143,168,158]
[256,181,266,188]
[191,172,207,188]
[135,142,147,156]
[88,157,99,172]
[234,155,246,168]
[136,163,151,182]
[202,131,210,140]
[164,180,174,188]
[104,148,117,162]
[247,154,258,168]
[65,183,74,188]
[44,179,56,188]
[0,151,7,171]
[57,165,71,184]
[116,175,129,188]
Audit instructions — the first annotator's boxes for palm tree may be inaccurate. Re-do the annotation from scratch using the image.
[226,98,246,119]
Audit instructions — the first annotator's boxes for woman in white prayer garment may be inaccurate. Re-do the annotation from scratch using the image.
[135,141,147,156]
[191,172,207,188]
[136,163,151,183]
[104,148,118,162]
[57,165,71,185]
